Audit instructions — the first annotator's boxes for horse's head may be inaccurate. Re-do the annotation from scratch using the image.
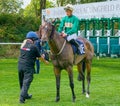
[39,20,55,41]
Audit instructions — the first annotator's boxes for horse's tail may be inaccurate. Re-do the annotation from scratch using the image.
[88,40,94,57]
[82,41,93,72]
[85,40,94,59]
[82,61,86,73]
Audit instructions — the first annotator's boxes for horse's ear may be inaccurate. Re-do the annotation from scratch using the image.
[43,15,46,22]
[42,15,47,25]
[37,25,42,39]
[51,19,56,25]
[42,20,46,26]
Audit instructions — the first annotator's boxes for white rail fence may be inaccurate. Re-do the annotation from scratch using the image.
[0,43,22,45]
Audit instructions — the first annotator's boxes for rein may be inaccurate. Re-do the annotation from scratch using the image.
[41,23,66,56]
[51,40,66,56]
[49,25,55,39]
[49,25,66,56]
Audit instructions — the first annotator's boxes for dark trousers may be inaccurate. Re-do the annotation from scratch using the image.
[35,59,40,74]
[18,68,34,100]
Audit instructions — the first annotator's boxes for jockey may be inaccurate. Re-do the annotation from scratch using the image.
[58,4,85,54]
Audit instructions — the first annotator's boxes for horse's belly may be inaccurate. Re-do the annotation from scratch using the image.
[52,59,73,69]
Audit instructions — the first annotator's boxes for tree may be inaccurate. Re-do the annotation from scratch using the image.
[80,0,106,3]
[55,0,107,6]
[0,0,23,13]
[24,0,54,18]
[56,0,64,6]
[40,0,46,17]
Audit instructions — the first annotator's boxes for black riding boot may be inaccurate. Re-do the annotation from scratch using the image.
[69,39,85,54]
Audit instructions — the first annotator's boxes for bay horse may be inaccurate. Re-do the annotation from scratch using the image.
[39,21,94,102]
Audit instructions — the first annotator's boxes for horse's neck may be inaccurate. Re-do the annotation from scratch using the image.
[48,31,65,54]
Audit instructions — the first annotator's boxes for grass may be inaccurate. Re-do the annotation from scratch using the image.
[0,58,120,106]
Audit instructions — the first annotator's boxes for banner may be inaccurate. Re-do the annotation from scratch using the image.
[42,1,120,19]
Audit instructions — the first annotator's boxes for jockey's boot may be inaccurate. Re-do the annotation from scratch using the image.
[69,39,85,54]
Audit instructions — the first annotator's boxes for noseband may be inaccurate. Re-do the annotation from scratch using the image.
[41,23,66,56]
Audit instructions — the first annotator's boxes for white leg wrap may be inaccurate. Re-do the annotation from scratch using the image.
[86,93,90,98]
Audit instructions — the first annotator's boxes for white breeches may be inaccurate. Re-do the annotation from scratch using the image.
[67,33,77,41]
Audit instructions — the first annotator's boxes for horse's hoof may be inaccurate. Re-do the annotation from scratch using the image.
[72,96,76,102]
[55,97,60,102]
[86,93,89,98]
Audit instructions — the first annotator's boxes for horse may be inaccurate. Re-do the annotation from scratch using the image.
[38,21,94,102]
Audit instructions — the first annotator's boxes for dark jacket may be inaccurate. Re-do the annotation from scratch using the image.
[18,39,40,69]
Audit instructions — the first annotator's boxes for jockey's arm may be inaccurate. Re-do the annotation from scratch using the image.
[58,18,65,33]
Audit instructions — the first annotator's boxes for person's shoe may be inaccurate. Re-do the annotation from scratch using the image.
[20,100,25,104]
[25,94,32,99]
[19,98,25,104]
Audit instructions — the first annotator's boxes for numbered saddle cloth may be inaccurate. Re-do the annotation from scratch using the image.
[71,39,85,55]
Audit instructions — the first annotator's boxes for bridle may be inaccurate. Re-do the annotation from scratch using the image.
[41,23,55,39]
[41,23,66,56]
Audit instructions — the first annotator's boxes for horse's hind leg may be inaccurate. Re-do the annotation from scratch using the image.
[86,61,91,98]
[54,67,61,102]
[77,62,85,81]
[66,66,76,102]
[77,62,85,94]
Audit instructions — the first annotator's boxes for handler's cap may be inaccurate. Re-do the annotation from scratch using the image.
[64,4,74,12]
[26,31,38,41]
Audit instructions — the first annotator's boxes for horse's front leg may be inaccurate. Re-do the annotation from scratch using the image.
[66,66,76,102]
[54,67,61,102]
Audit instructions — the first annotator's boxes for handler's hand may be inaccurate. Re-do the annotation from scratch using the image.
[39,56,49,65]
[41,54,45,58]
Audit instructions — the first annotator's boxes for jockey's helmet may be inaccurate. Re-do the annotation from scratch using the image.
[64,4,74,12]
[26,31,38,41]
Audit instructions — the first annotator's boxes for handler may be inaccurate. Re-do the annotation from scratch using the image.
[58,4,85,54]
[34,39,42,74]
[18,31,48,104]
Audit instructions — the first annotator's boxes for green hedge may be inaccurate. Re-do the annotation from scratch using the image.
[0,13,41,42]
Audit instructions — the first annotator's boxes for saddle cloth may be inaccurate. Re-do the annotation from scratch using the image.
[71,39,85,55]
